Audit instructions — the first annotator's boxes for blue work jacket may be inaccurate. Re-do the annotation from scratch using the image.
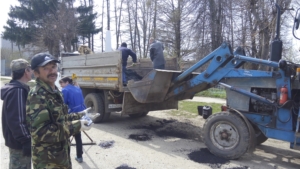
[62,84,86,113]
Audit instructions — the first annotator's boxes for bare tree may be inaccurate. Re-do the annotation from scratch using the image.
[33,2,77,58]
[114,0,124,49]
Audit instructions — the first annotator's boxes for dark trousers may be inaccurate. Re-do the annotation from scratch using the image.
[74,132,83,158]
[154,64,165,69]
[122,66,127,84]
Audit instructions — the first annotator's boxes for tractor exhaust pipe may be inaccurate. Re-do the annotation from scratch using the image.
[270,4,283,62]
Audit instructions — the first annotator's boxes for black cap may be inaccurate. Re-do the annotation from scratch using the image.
[31,53,60,70]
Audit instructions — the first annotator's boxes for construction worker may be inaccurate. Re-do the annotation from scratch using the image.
[118,42,137,86]
[26,53,92,168]
[149,37,166,69]
[59,76,86,163]
[1,59,32,169]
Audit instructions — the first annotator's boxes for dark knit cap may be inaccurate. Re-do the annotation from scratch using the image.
[121,42,127,47]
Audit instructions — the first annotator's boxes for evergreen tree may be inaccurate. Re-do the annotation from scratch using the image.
[2,0,78,57]
[77,4,102,50]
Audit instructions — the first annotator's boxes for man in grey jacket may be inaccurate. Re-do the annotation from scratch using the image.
[149,37,166,69]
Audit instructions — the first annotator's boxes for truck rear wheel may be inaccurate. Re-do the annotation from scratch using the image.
[202,112,251,160]
[84,93,110,123]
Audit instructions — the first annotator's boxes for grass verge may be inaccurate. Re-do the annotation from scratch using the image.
[195,88,226,99]
[167,101,223,118]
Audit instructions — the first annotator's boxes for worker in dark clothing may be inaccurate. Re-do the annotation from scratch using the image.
[1,59,32,169]
[118,42,137,86]
[149,37,166,69]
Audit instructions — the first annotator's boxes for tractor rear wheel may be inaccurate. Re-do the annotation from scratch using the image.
[202,112,251,160]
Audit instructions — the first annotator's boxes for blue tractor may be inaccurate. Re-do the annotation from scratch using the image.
[197,5,300,159]
[126,5,300,159]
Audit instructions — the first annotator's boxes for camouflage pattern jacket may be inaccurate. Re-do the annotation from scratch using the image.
[26,78,83,169]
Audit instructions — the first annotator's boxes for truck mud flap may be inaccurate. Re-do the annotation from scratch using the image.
[122,92,178,115]
[127,69,179,103]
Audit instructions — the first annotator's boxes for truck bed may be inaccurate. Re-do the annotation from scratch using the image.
[61,51,179,92]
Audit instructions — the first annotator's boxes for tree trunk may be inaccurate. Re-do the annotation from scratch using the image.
[126,0,134,47]
[102,0,104,52]
[174,0,181,59]
[153,0,157,39]
[107,0,110,30]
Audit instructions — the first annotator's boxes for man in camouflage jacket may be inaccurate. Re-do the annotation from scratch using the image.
[26,53,92,169]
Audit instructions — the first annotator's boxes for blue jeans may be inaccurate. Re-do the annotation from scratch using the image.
[122,66,127,83]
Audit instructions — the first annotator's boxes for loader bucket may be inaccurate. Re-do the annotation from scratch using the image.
[127,69,179,103]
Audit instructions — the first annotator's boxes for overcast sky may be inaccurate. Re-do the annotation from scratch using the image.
[0,0,18,34]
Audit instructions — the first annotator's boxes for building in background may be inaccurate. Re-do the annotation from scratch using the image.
[1,38,38,76]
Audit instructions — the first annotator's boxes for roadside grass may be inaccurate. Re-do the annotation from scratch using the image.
[167,101,224,118]
[195,88,226,99]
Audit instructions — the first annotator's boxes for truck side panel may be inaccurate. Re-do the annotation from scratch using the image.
[61,51,122,90]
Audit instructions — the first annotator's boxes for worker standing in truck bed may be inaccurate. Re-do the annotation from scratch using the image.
[118,42,137,86]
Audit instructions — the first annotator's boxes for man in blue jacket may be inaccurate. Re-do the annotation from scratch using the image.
[1,59,32,169]
[118,42,137,86]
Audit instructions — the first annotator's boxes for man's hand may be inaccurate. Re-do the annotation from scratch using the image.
[80,120,92,131]
[22,140,31,157]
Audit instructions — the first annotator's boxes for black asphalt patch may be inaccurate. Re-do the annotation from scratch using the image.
[130,119,191,139]
[156,126,189,138]
[188,148,229,168]
[98,140,115,149]
[130,119,177,131]
[116,164,136,169]
[226,167,249,169]
[129,133,151,141]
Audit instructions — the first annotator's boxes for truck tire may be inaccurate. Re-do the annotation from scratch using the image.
[84,93,110,123]
[128,111,149,118]
[202,112,251,160]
